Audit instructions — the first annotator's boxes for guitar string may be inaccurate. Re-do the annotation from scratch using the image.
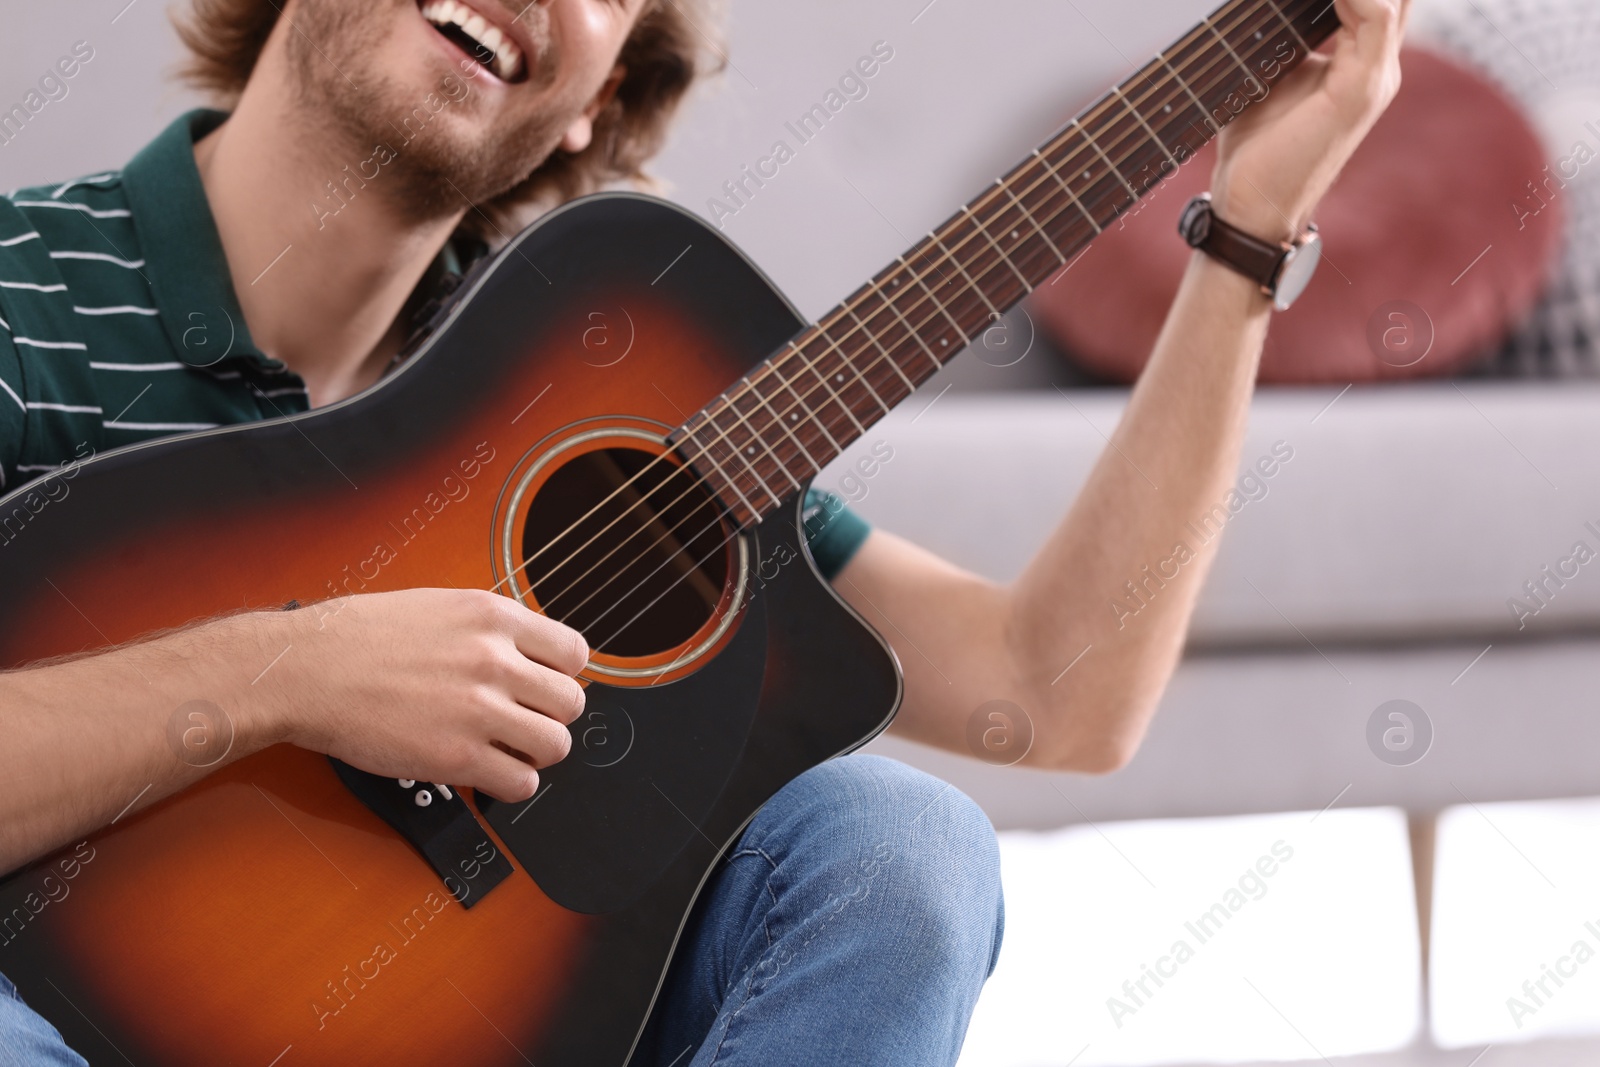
[687,0,1323,469]
[514,0,1317,640]
[527,2,1311,635]
[577,2,1328,654]
[525,0,1322,647]
[512,0,1312,627]
[490,0,1299,605]
[489,0,1312,617]
[520,0,1320,643]
[496,0,1312,643]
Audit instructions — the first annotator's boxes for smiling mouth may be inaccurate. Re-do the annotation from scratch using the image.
[421,0,526,82]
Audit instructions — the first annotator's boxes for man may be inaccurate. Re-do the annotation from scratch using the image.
[0,0,1408,1063]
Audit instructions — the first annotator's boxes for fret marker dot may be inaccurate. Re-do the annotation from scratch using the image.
[1082,171,1091,180]
[835,373,844,382]
[941,339,949,347]
[790,413,798,421]
[1011,230,1019,240]
[747,446,755,454]
[1164,104,1172,113]
[1255,30,1263,39]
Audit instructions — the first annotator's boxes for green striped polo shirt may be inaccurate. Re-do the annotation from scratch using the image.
[0,109,871,578]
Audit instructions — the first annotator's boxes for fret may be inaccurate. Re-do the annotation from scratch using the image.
[860,276,945,375]
[721,425,779,494]
[1202,13,1263,92]
[675,0,1343,529]
[1126,54,1209,177]
[897,253,969,346]
[1073,120,1140,204]
[1156,49,1216,132]
[1112,85,1181,172]
[1160,34,1225,135]
[716,418,787,509]
[808,327,895,417]
[697,441,766,518]
[1183,13,1264,119]
[1196,0,1310,122]
[1032,149,1103,234]
[769,361,845,457]
[962,206,1034,293]
[750,378,825,477]
[686,398,783,511]
[1224,0,1289,64]
[927,229,1003,319]
[979,187,1068,292]
[734,376,815,478]
[786,341,868,437]
[704,388,760,463]
[1264,0,1310,54]
[727,380,808,490]
[841,302,919,393]
[1245,0,1313,81]
[997,179,1067,264]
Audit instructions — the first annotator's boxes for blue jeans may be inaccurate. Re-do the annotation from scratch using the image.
[0,755,1003,1066]
[0,970,86,1067]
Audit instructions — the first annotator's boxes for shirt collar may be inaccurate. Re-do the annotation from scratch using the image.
[120,108,282,373]
[120,108,491,380]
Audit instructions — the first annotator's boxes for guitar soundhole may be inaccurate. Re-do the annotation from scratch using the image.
[521,446,732,658]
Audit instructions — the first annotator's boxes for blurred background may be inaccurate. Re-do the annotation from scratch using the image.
[10,1,1600,1064]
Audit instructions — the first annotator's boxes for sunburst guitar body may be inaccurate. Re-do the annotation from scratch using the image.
[0,0,1345,1056]
[0,194,903,1066]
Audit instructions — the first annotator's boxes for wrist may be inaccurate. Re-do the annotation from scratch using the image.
[1187,251,1276,318]
[212,608,313,752]
[1212,194,1298,245]
[1180,190,1323,313]
[1210,168,1302,244]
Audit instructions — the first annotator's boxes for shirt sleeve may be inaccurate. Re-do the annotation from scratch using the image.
[802,488,873,581]
[0,308,26,497]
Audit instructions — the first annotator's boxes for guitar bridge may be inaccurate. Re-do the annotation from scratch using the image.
[330,758,515,909]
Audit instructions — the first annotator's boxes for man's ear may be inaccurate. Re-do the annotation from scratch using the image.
[559,64,627,154]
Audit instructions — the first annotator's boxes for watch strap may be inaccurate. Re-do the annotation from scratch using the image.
[1196,211,1287,291]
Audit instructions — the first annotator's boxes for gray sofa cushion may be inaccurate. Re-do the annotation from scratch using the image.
[831,383,1600,646]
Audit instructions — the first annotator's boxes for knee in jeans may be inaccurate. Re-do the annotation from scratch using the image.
[787,756,1005,974]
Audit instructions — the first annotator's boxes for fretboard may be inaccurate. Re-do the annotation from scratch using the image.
[675,0,1339,527]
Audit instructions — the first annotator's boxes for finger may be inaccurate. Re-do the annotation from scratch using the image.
[1335,0,1402,67]
[491,702,573,769]
[506,659,587,726]
[503,601,590,675]
[469,750,541,804]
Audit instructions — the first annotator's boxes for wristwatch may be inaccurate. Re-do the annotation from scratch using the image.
[1177,193,1322,312]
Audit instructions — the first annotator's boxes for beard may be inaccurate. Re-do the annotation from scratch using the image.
[283,0,576,222]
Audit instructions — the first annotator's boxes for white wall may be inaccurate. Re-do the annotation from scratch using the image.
[0,0,1229,321]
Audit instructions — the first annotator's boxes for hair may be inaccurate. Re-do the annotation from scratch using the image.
[172,0,720,239]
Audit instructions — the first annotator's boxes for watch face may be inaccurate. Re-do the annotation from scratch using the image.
[1273,234,1322,311]
[1178,195,1212,247]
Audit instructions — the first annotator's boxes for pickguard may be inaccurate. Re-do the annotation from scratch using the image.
[480,539,768,915]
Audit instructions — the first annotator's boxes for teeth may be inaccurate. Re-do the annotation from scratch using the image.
[421,0,524,80]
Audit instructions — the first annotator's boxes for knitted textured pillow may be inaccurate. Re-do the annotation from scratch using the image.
[1027,46,1562,384]
[1412,0,1600,377]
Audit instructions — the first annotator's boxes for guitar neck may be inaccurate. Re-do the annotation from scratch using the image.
[676,0,1339,526]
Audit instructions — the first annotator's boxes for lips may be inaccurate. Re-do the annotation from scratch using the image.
[420,0,526,82]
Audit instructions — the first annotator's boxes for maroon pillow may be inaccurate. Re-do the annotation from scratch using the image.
[1028,47,1563,383]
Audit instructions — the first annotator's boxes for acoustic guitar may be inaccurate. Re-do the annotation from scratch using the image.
[0,1,1334,1062]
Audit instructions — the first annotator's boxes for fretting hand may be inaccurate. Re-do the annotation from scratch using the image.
[1211,0,1410,242]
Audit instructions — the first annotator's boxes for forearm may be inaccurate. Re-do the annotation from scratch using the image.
[840,254,1270,770]
[0,611,293,874]
[856,0,1405,773]
[1005,253,1270,768]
